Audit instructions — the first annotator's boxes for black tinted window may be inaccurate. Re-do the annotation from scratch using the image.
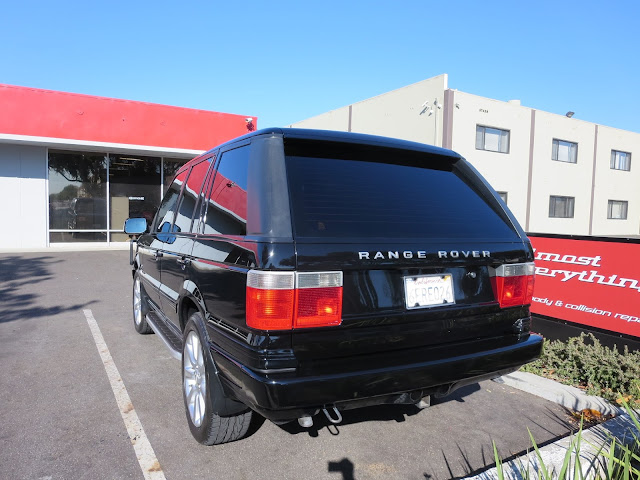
[203,146,249,235]
[285,154,517,240]
[174,159,211,233]
[155,169,187,234]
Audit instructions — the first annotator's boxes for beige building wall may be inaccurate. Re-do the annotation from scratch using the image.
[289,74,640,237]
[527,112,596,235]
[448,91,532,226]
[288,106,351,131]
[290,75,447,146]
[591,125,640,236]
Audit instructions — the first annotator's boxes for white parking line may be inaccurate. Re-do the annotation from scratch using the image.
[84,309,166,480]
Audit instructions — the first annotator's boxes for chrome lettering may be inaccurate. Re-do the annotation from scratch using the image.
[358,250,493,261]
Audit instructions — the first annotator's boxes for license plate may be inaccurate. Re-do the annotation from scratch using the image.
[404,274,455,309]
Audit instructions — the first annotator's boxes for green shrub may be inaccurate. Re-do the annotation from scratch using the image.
[522,333,640,405]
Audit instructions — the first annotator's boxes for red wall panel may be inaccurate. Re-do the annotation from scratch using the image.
[0,84,256,151]
[530,236,640,338]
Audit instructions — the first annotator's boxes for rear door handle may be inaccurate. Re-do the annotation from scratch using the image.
[177,257,191,269]
[153,251,163,260]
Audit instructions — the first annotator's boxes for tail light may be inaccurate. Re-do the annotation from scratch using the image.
[489,263,535,308]
[246,272,295,330]
[246,270,343,330]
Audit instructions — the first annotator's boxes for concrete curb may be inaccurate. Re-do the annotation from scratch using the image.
[500,371,624,417]
[464,372,639,479]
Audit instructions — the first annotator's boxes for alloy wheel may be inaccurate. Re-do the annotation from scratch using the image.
[183,331,207,427]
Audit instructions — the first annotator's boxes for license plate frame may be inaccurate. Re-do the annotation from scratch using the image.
[404,274,455,310]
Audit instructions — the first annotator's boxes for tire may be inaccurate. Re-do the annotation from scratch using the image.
[133,271,153,334]
[182,313,252,445]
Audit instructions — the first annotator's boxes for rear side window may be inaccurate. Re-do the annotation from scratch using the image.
[202,146,249,236]
[285,148,517,240]
[154,169,188,234]
[174,158,212,233]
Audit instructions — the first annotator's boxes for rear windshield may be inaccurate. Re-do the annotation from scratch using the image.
[284,145,518,241]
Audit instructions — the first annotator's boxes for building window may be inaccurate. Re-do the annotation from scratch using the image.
[611,150,631,171]
[48,150,187,243]
[497,191,508,204]
[48,151,108,242]
[108,154,161,242]
[476,125,510,153]
[549,196,575,218]
[552,139,578,163]
[607,200,628,220]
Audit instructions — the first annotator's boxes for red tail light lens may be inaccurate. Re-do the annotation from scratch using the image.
[490,263,535,308]
[246,271,295,330]
[294,272,343,328]
[246,271,343,330]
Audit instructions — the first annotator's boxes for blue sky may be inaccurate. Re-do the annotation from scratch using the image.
[2,1,639,133]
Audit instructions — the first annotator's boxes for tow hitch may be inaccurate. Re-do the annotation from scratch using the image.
[322,405,343,424]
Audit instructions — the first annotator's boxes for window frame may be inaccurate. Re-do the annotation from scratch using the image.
[199,143,250,237]
[552,138,578,164]
[475,125,510,154]
[549,195,575,218]
[610,150,631,171]
[173,157,215,234]
[192,152,219,234]
[152,167,188,234]
[607,200,628,220]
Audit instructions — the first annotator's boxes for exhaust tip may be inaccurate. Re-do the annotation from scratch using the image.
[298,415,313,428]
[416,396,431,409]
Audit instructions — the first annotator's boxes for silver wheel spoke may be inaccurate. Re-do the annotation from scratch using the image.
[184,365,196,380]
[195,392,204,425]
[133,279,142,325]
[188,384,198,407]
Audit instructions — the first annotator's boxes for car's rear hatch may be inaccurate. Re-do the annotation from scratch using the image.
[283,138,532,370]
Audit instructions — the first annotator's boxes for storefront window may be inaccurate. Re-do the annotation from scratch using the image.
[48,151,188,243]
[48,151,107,242]
[109,154,161,242]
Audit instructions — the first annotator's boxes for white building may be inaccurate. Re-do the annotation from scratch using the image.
[289,74,639,237]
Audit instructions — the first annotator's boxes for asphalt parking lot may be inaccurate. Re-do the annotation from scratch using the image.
[0,250,579,480]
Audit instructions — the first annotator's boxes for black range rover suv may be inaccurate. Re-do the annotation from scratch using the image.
[124,128,543,445]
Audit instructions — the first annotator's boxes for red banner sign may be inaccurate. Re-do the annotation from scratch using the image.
[529,236,640,338]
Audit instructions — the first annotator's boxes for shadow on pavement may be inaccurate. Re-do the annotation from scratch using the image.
[275,383,482,439]
[0,255,96,324]
[327,458,355,480]
[441,405,582,479]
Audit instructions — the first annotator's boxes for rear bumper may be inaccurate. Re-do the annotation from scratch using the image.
[212,334,543,422]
